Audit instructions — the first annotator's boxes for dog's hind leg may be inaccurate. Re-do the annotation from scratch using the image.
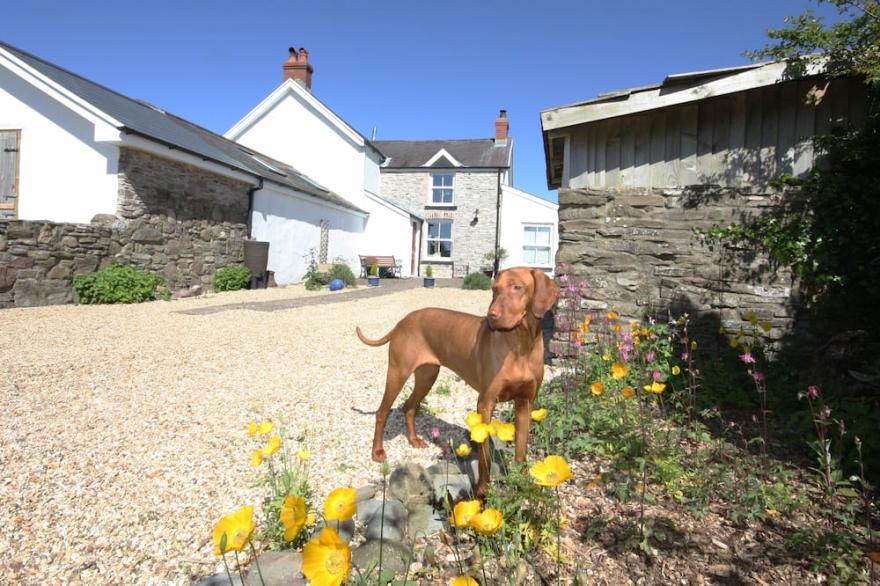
[372,365,411,463]
[403,364,440,449]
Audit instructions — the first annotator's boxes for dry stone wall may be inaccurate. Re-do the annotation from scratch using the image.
[556,186,800,347]
[0,148,250,308]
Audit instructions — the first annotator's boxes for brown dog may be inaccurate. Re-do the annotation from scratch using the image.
[356,267,559,499]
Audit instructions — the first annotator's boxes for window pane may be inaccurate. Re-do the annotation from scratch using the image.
[433,175,442,186]
[444,189,453,203]
[428,222,439,238]
[523,248,535,263]
[440,241,452,257]
[536,248,550,265]
[437,222,449,239]
[523,227,536,245]
[535,227,551,246]
[442,174,453,186]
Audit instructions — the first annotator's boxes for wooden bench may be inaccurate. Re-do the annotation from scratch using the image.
[359,255,402,278]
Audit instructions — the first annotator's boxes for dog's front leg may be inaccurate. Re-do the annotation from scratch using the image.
[513,396,533,463]
[474,394,498,502]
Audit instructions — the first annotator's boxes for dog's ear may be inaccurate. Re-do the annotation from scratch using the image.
[530,269,560,319]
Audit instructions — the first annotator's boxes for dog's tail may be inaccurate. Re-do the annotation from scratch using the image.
[356,326,392,347]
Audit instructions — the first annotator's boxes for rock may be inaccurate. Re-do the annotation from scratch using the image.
[426,461,467,478]
[351,539,413,575]
[245,550,304,586]
[173,284,203,299]
[358,498,407,542]
[196,572,244,586]
[467,455,504,486]
[90,214,118,227]
[406,504,444,537]
[317,518,355,544]
[432,473,472,504]
[355,484,377,503]
[47,262,72,280]
[388,464,434,509]
[132,226,164,244]
[365,516,404,542]
[12,278,73,307]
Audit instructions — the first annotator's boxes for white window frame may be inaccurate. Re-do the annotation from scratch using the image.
[522,224,553,268]
[429,172,454,206]
[426,219,453,259]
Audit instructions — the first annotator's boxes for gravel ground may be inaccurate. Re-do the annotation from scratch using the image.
[0,284,494,585]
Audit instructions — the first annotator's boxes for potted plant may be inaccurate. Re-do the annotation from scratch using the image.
[423,265,435,288]
[367,264,380,287]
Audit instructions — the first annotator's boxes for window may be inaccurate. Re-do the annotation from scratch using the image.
[427,219,452,258]
[431,173,454,204]
[523,225,552,266]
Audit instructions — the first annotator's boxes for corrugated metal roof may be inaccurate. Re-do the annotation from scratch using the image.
[0,40,365,214]
[374,139,511,169]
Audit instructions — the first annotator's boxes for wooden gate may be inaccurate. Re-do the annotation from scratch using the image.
[0,130,20,219]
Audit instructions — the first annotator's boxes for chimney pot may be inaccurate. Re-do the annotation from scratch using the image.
[282,46,314,90]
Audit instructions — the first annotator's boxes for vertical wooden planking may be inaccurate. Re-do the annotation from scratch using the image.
[709,96,731,184]
[777,81,798,176]
[759,84,780,184]
[729,91,747,187]
[633,114,650,187]
[664,105,682,186]
[848,78,868,129]
[696,99,714,183]
[596,119,607,188]
[830,78,850,130]
[680,103,698,186]
[743,87,764,186]
[606,117,621,188]
[590,127,599,187]
[649,110,667,188]
[793,79,816,176]
[620,117,635,187]
[571,128,588,188]
[0,130,20,218]
[814,79,832,137]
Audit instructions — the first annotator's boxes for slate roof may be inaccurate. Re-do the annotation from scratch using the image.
[373,139,512,169]
[0,41,365,214]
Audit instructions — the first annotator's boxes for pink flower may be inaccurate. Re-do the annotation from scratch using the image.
[739,352,755,364]
[645,351,655,362]
[652,370,662,382]
[559,274,570,284]
[681,353,689,361]
[807,385,820,400]
[578,280,589,290]
[431,427,441,440]
[751,371,764,382]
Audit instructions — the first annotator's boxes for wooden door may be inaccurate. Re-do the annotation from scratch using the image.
[0,130,20,219]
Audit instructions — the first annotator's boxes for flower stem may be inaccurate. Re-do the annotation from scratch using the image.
[233,550,246,585]
[556,486,562,586]
[249,542,266,586]
[221,553,234,586]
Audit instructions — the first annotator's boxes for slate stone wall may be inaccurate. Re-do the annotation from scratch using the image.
[555,186,799,348]
[0,148,251,308]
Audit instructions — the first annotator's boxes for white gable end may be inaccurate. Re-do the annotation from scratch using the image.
[421,148,464,168]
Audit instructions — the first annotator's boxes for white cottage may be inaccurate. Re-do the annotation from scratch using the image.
[226,48,421,279]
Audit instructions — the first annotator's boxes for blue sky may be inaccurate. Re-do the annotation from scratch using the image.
[1,1,838,202]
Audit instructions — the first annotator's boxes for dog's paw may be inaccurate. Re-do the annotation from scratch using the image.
[409,436,428,449]
[372,448,387,463]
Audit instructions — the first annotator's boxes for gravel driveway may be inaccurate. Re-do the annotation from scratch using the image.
[0,284,493,584]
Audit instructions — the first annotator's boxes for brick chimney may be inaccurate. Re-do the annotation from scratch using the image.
[494,109,509,145]
[282,47,313,90]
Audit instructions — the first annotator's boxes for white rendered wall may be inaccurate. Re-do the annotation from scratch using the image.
[0,66,119,222]
[251,183,365,284]
[233,91,369,208]
[498,185,559,274]
[361,193,417,277]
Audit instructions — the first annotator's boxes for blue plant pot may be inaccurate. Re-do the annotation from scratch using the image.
[423,278,435,288]
[329,278,344,291]
[367,276,380,287]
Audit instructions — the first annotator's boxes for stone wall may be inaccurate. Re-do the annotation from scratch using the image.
[556,186,799,347]
[0,148,251,308]
[380,170,499,278]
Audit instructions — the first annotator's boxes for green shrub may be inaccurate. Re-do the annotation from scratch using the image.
[369,264,379,277]
[424,265,433,278]
[462,272,492,290]
[328,263,356,287]
[74,264,166,304]
[303,271,331,291]
[213,264,251,292]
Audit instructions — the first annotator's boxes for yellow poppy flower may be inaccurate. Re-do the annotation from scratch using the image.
[250,449,264,468]
[263,436,281,456]
[611,362,629,380]
[280,494,307,541]
[452,500,481,528]
[608,311,618,320]
[530,455,573,488]
[258,421,274,436]
[729,337,740,349]
[451,577,479,586]
[213,505,255,555]
[672,366,681,376]
[691,340,697,350]
[586,474,602,489]
[761,321,772,333]
[611,323,622,332]
[302,527,351,586]
[622,386,635,399]
[306,511,317,526]
[469,507,503,536]
[298,450,311,461]
[633,337,641,346]
[324,488,357,522]
[487,419,500,436]
[578,322,588,333]
[465,411,483,429]
[744,311,758,324]
[629,321,639,330]
[248,421,258,437]
[496,422,516,442]
[470,422,490,443]
[590,381,604,396]
[719,326,726,334]
[455,443,472,457]
[643,382,666,394]
[530,408,548,422]
[602,351,612,361]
